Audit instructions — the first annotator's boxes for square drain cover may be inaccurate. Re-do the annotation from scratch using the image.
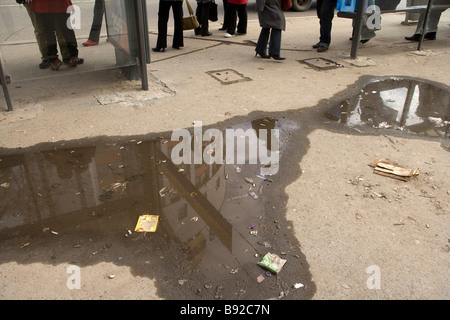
[206,69,252,85]
[299,58,343,70]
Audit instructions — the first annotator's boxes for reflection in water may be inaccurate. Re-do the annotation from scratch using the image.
[0,117,313,299]
[326,78,449,138]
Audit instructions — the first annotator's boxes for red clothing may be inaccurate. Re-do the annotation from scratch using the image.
[228,0,248,4]
[30,0,73,14]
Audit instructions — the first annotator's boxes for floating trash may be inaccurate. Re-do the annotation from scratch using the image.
[134,215,159,232]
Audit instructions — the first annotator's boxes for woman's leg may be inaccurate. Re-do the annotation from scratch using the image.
[172,1,184,48]
[156,0,170,48]
[255,27,270,55]
[236,4,247,34]
[268,28,282,56]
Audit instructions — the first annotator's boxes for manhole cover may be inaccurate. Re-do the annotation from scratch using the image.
[206,69,252,85]
[299,58,343,70]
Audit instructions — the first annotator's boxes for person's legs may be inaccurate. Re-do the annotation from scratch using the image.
[268,30,285,60]
[406,8,446,40]
[25,4,53,68]
[318,0,337,48]
[225,3,237,35]
[268,28,282,58]
[38,14,59,60]
[199,2,211,35]
[236,4,247,34]
[172,1,184,48]
[220,0,229,30]
[255,27,270,57]
[54,13,79,66]
[155,0,170,49]
[87,0,105,43]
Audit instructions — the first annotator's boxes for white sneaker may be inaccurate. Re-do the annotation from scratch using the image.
[224,33,234,38]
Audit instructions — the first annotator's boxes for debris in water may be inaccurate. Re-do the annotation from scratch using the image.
[244,177,255,186]
[134,215,159,232]
[249,191,258,199]
[257,252,287,274]
[294,283,304,289]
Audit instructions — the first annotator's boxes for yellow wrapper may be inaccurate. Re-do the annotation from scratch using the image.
[135,215,159,232]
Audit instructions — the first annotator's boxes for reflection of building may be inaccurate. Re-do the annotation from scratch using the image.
[328,79,450,137]
[158,141,226,267]
[0,137,227,269]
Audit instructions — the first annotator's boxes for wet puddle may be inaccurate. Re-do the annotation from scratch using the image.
[1,76,448,300]
[326,77,449,138]
[0,117,314,300]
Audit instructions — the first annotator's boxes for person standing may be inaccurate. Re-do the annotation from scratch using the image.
[20,0,70,68]
[82,0,105,47]
[255,0,286,60]
[195,0,214,36]
[219,0,229,31]
[405,0,448,41]
[313,0,337,52]
[30,0,80,70]
[153,0,184,51]
[224,0,248,38]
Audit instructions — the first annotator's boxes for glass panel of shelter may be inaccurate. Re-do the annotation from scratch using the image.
[0,0,137,83]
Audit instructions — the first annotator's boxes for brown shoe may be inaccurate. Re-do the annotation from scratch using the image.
[50,58,62,71]
[67,56,79,68]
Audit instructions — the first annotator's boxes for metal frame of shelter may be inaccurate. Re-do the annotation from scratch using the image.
[0,0,150,112]
[337,0,450,59]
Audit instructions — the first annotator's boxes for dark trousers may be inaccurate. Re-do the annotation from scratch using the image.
[195,2,211,35]
[25,4,69,60]
[38,12,78,61]
[221,0,229,28]
[225,3,247,34]
[256,28,281,56]
[316,0,337,45]
[88,0,105,43]
[157,0,184,48]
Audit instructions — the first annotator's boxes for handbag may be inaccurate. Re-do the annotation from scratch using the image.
[183,0,200,30]
[282,0,292,10]
[209,1,218,22]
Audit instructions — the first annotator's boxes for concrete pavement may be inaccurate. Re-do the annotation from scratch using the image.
[0,11,449,300]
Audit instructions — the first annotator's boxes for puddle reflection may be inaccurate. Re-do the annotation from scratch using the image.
[326,78,449,138]
[0,117,313,299]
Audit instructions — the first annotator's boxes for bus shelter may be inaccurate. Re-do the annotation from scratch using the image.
[0,0,150,111]
[337,0,450,59]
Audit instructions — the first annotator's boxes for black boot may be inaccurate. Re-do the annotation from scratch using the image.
[405,32,436,42]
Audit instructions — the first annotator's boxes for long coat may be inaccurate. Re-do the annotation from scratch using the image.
[256,0,285,31]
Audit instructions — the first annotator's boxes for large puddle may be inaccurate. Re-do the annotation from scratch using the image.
[0,117,314,300]
[326,77,449,138]
[1,76,448,300]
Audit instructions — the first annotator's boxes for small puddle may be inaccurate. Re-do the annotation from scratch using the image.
[326,77,449,138]
[0,117,314,299]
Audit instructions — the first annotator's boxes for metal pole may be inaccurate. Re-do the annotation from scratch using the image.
[135,0,149,91]
[0,50,13,111]
[351,0,368,59]
[418,0,433,51]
